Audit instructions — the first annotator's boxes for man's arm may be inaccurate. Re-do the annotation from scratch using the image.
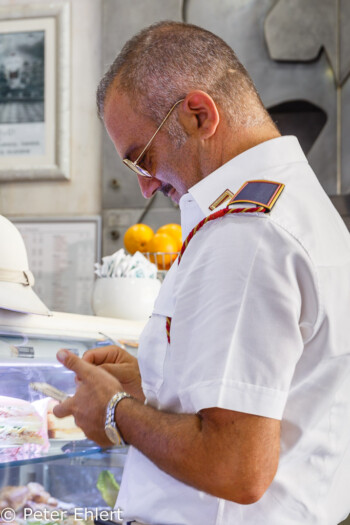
[54,350,280,505]
[116,398,280,504]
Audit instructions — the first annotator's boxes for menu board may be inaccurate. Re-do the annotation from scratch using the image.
[13,217,101,315]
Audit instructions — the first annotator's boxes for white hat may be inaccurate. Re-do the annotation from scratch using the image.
[0,216,50,315]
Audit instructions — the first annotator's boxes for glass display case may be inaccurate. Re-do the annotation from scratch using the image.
[0,309,144,524]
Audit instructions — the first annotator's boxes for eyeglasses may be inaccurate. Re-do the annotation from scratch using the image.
[123,98,185,178]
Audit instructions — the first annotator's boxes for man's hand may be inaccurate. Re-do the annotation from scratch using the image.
[53,349,125,446]
[83,345,145,402]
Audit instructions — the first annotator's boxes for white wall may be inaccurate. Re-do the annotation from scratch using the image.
[0,0,102,217]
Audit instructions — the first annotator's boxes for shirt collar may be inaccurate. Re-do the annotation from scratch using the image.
[179,193,204,241]
[179,135,307,239]
[186,135,307,216]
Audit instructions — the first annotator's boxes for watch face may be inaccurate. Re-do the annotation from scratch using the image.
[105,424,120,445]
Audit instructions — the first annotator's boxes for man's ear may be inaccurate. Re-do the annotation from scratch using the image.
[179,91,220,139]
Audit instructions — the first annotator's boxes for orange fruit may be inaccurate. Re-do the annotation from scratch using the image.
[146,233,178,270]
[124,223,154,254]
[157,223,182,251]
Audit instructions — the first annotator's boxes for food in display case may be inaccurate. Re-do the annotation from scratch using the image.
[47,401,85,441]
[0,481,96,525]
[96,470,120,508]
[0,481,57,511]
[0,397,44,446]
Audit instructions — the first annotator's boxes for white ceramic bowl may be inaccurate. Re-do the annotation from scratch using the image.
[91,277,161,320]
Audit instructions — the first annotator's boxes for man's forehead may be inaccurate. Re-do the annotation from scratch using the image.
[103,89,132,131]
[103,88,146,158]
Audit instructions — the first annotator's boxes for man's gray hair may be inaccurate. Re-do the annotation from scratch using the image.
[97,21,270,139]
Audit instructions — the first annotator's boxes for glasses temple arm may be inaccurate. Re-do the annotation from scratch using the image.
[134,99,185,164]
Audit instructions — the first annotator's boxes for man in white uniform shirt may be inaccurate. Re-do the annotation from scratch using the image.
[54,22,350,525]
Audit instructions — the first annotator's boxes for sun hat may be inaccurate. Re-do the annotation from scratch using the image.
[0,215,50,315]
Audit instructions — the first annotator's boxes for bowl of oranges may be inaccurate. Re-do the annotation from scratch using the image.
[124,223,182,271]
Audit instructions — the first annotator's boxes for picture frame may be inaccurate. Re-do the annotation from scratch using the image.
[0,2,70,181]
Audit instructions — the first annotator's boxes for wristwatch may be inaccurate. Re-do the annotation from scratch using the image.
[104,392,132,445]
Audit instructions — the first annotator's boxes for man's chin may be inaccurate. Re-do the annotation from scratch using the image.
[168,188,180,204]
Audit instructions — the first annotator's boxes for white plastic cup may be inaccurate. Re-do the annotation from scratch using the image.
[91,277,161,321]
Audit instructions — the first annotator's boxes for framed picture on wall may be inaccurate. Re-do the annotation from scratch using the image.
[0,2,70,181]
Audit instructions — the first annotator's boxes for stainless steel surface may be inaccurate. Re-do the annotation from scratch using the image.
[266,0,350,86]
[331,194,350,232]
[187,0,339,194]
[101,0,350,253]
[330,194,350,217]
[265,0,337,75]
[340,0,350,85]
[101,0,182,212]
[101,0,182,255]
[342,66,350,193]
[264,0,350,193]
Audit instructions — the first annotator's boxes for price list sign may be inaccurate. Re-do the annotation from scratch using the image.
[13,217,101,315]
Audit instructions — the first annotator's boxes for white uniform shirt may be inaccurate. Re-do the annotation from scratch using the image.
[117,136,350,525]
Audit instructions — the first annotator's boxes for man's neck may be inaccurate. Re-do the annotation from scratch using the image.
[221,124,281,167]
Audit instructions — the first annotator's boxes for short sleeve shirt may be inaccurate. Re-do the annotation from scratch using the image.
[116,136,350,525]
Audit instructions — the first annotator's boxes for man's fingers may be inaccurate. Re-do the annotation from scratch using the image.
[83,346,123,366]
[100,363,120,376]
[82,349,95,364]
[53,397,74,418]
[57,349,94,378]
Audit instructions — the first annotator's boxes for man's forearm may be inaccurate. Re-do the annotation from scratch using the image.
[116,398,206,488]
[115,397,273,503]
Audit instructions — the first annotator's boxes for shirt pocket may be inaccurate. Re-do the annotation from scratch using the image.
[138,265,177,404]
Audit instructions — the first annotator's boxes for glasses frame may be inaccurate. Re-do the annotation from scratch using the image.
[123,98,185,178]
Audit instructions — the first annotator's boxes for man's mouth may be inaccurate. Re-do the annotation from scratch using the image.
[159,184,174,197]
[158,184,180,203]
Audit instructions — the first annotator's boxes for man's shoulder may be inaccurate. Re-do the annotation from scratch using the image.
[179,211,303,271]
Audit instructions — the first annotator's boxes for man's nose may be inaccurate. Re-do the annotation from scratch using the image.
[137,175,162,198]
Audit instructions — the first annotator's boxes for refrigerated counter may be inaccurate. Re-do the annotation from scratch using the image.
[0,309,145,524]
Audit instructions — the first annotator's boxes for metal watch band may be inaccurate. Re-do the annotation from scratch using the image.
[105,391,132,445]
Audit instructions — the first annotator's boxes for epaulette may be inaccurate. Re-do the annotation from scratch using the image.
[227,179,284,212]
